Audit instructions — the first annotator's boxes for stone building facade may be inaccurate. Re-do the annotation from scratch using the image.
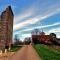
[0,6,14,50]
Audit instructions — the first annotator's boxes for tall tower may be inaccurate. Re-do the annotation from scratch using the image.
[0,6,14,50]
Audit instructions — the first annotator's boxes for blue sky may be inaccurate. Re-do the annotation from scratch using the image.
[0,0,60,41]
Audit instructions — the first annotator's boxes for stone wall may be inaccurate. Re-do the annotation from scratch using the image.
[0,6,14,50]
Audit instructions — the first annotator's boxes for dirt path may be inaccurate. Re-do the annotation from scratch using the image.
[7,45,42,60]
[0,52,14,60]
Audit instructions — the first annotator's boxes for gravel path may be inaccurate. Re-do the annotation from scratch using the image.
[7,45,42,60]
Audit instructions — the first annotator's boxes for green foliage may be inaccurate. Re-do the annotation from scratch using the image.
[33,44,60,60]
[9,46,22,52]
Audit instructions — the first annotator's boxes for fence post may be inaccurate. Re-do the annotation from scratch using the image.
[5,49,7,53]
[0,50,2,55]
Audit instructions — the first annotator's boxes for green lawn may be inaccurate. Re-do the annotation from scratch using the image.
[33,44,60,60]
[9,45,22,52]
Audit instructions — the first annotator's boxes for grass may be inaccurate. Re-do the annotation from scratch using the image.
[44,45,60,54]
[33,44,60,60]
[9,45,22,52]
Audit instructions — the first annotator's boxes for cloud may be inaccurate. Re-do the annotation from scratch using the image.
[36,22,60,29]
[57,35,60,38]
[22,34,31,37]
[14,12,33,24]
[48,27,60,38]
[13,7,60,30]
[49,28,60,33]
[13,22,60,39]
[13,1,60,40]
[14,6,36,24]
[13,18,38,30]
[13,5,37,30]
[20,22,60,32]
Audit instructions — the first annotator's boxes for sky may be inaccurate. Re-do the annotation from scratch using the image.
[0,0,60,41]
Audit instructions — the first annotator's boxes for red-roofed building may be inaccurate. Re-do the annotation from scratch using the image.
[32,31,54,44]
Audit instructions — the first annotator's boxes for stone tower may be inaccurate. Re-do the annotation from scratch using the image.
[0,6,14,50]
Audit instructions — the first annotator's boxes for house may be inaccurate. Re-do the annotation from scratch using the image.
[32,31,53,44]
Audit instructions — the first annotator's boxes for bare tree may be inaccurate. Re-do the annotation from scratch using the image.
[14,34,22,45]
[14,34,20,42]
[31,28,41,35]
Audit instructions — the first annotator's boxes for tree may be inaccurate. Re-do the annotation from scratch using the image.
[31,28,41,35]
[14,34,20,42]
[50,33,56,38]
[14,34,22,45]
[50,33,60,45]
[24,37,31,45]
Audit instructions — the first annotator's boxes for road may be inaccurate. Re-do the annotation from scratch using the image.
[7,45,42,60]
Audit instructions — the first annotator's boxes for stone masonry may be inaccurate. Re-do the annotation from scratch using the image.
[0,6,14,50]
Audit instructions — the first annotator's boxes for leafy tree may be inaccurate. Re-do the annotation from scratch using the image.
[50,33,56,38]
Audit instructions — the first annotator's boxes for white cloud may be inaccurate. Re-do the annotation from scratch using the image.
[13,18,39,30]
[13,7,60,30]
[14,11,33,24]
[14,6,36,24]
[20,22,60,32]
[22,34,31,37]
[57,35,60,38]
[57,8,60,11]
[13,1,60,40]
[49,28,60,33]
[36,22,60,28]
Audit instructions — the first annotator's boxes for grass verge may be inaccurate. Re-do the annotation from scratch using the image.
[33,44,60,60]
[9,45,22,52]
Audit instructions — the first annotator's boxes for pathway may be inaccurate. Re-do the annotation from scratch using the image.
[7,45,42,60]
